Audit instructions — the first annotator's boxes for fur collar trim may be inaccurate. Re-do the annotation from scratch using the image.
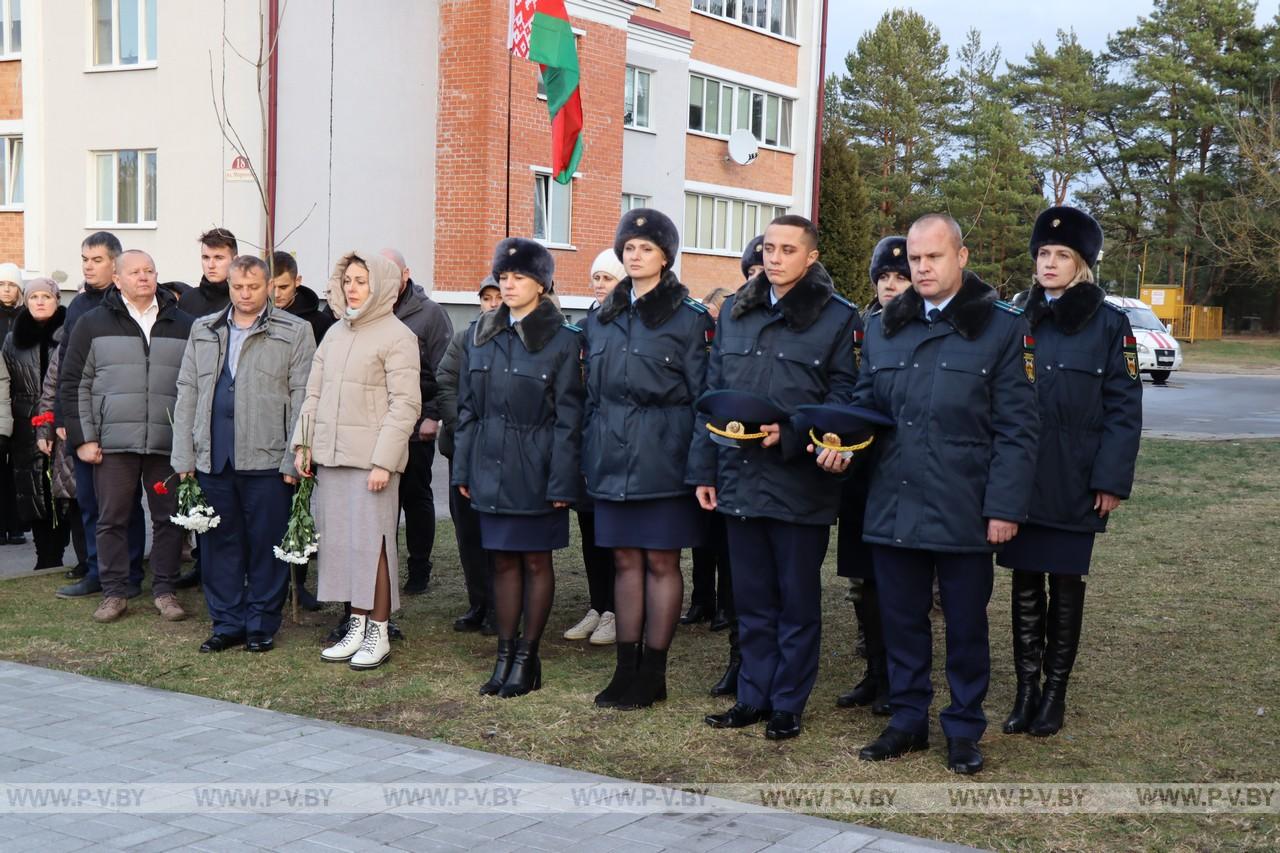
[596,270,688,328]
[881,271,998,340]
[474,297,566,353]
[1023,281,1105,335]
[12,305,66,349]
[730,262,835,332]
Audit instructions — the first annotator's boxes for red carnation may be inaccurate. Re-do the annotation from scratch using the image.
[152,481,169,495]
[31,412,54,428]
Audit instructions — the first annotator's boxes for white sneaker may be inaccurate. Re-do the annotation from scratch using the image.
[349,619,390,670]
[321,614,366,662]
[589,611,616,645]
[563,608,600,641]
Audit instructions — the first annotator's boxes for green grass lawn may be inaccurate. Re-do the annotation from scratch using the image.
[1,439,1278,851]
[1180,335,1280,372]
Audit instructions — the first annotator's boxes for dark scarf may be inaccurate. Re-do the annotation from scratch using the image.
[1022,281,1105,335]
[474,297,566,353]
[730,262,836,332]
[596,270,688,328]
[880,270,999,341]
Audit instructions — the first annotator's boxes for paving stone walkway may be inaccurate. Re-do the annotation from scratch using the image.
[0,662,980,853]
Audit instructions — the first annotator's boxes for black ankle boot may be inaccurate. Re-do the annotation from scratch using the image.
[1003,571,1046,734]
[498,639,542,698]
[838,583,890,715]
[709,623,740,697]
[1030,576,1085,736]
[615,645,667,710]
[595,641,641,708]
[479,638,516,696]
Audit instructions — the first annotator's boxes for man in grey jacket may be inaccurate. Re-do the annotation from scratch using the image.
[380,248,450,595]
[172,256,315,653]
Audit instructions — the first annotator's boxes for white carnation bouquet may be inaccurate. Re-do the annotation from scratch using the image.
[166,476,222,534]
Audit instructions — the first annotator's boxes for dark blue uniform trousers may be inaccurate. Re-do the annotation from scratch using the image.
[74,455,145,585]
[197,469,291,637]
[872,545,994,740]
[726,517,830,714]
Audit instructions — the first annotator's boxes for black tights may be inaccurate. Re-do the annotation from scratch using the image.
[613,548,682,651]
[492,551,555,642]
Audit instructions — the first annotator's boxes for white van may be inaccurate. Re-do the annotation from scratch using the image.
[1105,296,1183,384]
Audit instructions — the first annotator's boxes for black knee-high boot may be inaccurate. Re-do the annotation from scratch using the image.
[709,620,740,696]
[837,583,889,714]
[1003,570,1047,734]
[1030,575,1085,736]
[595,641,641,708]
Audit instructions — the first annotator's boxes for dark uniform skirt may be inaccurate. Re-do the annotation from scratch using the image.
[997,523,1095,575]
[595,496,706,550]
[478,509,570,552]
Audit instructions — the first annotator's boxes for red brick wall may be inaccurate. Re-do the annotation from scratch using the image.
[0,60,21,265]
[681,252,744,300]
[690,11,798,87]
[685,134,793,195]
[0,211,23,265]
[435,1,625,299]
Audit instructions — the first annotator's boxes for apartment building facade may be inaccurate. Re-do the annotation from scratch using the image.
[9,0,825,320]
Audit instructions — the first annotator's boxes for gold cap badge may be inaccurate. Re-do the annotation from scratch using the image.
[892,247,901,256]
[636,216,647,226]
[1052,218,1061,228]
[507,247,517,255]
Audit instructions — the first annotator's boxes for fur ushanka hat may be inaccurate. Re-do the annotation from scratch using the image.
[1029,206,1103,268]
[491,237,555,291]
[613,208,679,269]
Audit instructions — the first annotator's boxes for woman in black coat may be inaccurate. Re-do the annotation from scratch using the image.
[998,207,1142,736]
[1,278,70,568]
[453,238,584,698]
[834,236,911,715]
[583,209,714,710]
[0,265,23,545]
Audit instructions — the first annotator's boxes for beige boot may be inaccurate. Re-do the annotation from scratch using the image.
[349,619,390,670]
[321,613,366,662]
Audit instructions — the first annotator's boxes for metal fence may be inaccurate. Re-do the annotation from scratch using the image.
[1167,306,1224,342]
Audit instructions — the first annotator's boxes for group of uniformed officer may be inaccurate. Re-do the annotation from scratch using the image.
[451,203,1141,775]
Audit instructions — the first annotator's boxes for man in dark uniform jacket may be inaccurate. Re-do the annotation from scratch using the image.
[690,215,861,741]
[853,214,1039,774]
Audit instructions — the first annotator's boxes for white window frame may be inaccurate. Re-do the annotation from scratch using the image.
[624,65,653,131]
[90,148,157,228]
[532,168,575,249]
[621,193,649,215]
[89,0,157,71]
[684,190,787,257]
[691,0,798,41]
[0,135,21,208]
[688,73,793,150]
[0,0,21,59]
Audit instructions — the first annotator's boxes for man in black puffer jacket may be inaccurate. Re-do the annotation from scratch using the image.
[60,250,195,625]
[178,228,237,320]
[270,251,335,345]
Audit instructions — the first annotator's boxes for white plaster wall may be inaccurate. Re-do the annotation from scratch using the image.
[274,0,438,298]
[29,0,266,285]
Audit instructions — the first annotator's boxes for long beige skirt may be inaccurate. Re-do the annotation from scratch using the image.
[314,465,401,612]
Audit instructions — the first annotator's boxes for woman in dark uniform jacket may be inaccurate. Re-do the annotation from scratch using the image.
[999,206,1142,736]
[584,208,714,710]
[835,236,911,715]
[453,238,585,698]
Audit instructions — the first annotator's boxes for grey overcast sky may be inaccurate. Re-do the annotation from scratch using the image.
[822,0,1224,74]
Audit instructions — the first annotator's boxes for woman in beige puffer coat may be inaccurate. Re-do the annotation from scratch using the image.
[293,250,421,671]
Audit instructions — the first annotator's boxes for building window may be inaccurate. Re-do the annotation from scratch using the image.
[684,191,787,254]
[624,66,651,129]
[692,0,796,39]
[534,172,572,246]
[0,0,20,57]
[621,193,649,215]
[92,0,158,68]
[688,74,793,149]
[0,136,21,207]
[93,149,157,225]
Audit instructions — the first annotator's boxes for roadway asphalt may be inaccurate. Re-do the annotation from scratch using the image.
[3,373,1276,581]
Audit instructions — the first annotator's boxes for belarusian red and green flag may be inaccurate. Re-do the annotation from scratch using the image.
[509,0,584,184]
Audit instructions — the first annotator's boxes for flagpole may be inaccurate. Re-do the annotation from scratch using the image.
[505,51,513,238]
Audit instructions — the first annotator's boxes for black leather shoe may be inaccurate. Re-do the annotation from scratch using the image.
[704,702,771,729]
[56,577,102,598]
[200,633,246,653]
[245,634,275,653]
[326,615,352,645]
[388,620,405,642]
[402,573,430,596]
[174,568,201,589]
[679,603,711,625]
[765,711,802,740]
[64,563,88,580]
[453,606,485,632]
[480,611,498,636]
[708,609,730,632]
[946,737,984,775]
[859,726,928,762]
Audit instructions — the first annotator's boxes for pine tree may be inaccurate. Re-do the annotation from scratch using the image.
[817,127,874,308]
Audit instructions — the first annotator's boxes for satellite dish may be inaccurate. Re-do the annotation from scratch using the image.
[726,129,759,166]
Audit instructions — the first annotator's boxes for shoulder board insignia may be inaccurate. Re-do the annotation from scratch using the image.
[563,322,582,333]
[1102,301,1127,315]
[995,300,1024,315]
[830,293,853,309]
[683,297,709,313]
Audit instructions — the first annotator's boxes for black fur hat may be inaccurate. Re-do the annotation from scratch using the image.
[491,238,555,291]
[1029,206,1103,267]
[614,208,679,269]
[869,236,909,285]
[740,234,765,280]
